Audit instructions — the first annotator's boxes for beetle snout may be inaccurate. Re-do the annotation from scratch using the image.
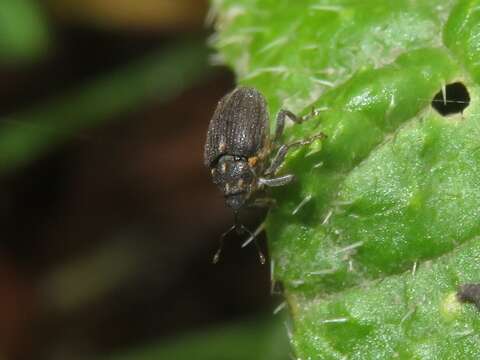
[225,193,247,211]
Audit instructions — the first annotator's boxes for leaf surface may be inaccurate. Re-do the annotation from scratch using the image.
[213,0,480,358]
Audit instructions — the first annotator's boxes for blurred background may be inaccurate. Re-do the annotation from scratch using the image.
[0,1,286,359]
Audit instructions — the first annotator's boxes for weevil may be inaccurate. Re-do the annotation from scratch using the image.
[204,86,325,263]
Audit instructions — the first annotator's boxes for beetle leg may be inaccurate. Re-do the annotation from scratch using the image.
[273,107,320,144]
[259,174,295,187]
[265,132,326,176]
[273,109,301,144]
[249,197,277,208]
[264,144,290,176]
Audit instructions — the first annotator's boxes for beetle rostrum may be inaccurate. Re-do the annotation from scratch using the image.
[204,86,325,263]
[211,154,255,211]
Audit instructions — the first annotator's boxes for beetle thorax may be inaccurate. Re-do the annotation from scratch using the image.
[211,155,256,211]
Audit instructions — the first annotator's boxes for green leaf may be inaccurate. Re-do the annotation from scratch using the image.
[213,0,480,358]
[102,318,290,360]
[0,0,50,62]
[0,39,212,174]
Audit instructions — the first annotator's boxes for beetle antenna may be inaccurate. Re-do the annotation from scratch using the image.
[254,239,266,265]
[213,212,242,263]
[213,223,235,264]
[212,238,223,264]
[238,223,266,265]
[213,213,266,264]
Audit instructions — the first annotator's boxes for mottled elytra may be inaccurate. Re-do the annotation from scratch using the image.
[204,86,325,264]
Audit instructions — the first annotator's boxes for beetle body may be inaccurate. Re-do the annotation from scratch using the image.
[204,87,270,211]
[204,86,326,263]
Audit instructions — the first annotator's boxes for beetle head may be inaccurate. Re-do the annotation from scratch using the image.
[225,193,248,212]
[211,155,255,211]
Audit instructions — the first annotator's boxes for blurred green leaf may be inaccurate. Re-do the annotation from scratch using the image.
[0,0,50,62]
[102,318,290,360]
[0,39,212,174]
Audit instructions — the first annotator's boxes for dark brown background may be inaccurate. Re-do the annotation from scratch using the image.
[0,1,274,359]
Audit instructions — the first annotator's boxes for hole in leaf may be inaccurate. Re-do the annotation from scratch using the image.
[431,82,470,116]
